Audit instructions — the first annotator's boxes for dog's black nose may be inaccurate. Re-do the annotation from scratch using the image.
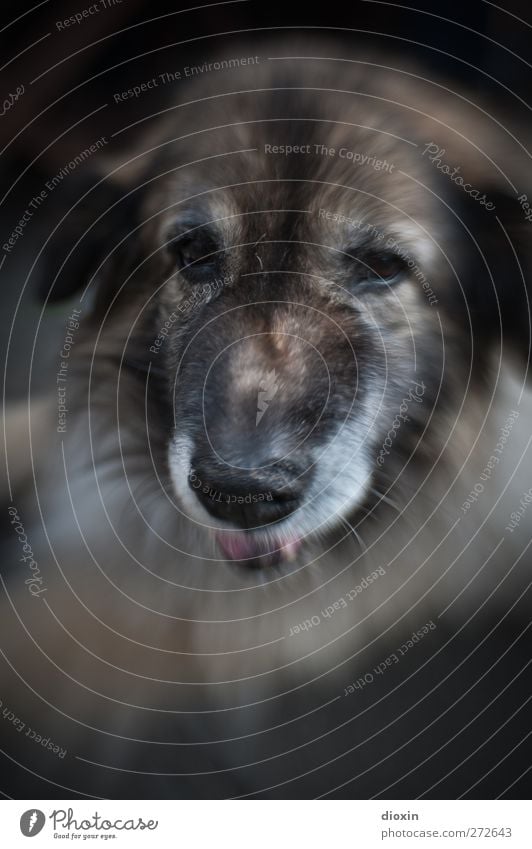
[188,459,304,529]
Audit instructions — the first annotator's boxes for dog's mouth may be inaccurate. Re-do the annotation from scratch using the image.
[215,530,302,569]
[168,427,373,571]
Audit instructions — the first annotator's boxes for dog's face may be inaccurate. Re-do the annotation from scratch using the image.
[46,55,528,572]
[153,151,443,568]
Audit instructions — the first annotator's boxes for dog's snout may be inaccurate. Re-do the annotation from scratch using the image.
[189,458,304,529]
[176,292,358,536]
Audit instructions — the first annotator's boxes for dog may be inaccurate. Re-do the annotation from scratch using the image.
[2,42,531,798]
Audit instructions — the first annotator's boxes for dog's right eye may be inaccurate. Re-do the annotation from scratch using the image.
[166,228,220,280]
[346,248,408,290]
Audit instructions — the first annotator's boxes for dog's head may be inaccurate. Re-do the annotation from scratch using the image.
[41,52,531,570]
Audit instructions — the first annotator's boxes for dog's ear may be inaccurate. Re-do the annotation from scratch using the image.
[36,164,143,307]
[447,184,531,374]
[391,73,532,374]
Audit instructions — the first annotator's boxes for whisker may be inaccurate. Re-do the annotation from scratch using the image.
[369,485,402,516]
[340,515,368,555]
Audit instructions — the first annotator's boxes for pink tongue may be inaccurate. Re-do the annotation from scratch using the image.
[216,532,301,564]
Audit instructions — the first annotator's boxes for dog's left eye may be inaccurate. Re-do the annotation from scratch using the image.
[166,227,220,280]
[352,251,407,287]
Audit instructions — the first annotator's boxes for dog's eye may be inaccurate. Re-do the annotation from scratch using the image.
[352,251,407,287]
[167,228,220,279]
